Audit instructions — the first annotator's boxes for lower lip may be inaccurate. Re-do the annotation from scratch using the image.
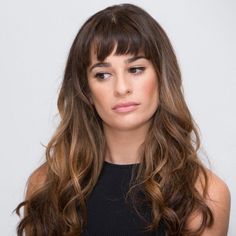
[113,105,139,113]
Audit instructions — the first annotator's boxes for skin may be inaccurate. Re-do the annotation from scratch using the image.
[87,48,159,164]
[25,165,230,235]
[186,170,231,235]
[24,47,231,236]
[86,47,231,234]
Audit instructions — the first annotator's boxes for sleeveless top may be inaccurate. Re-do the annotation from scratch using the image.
[81,161,166,236]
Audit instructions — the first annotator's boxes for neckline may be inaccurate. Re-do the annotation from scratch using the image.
[103,160,140,169]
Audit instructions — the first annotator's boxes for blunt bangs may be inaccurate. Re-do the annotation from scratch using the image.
[87,13,151,63]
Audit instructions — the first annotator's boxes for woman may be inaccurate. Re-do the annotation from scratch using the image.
[16,3,230,236]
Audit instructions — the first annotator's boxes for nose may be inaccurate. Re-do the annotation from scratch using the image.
[113,73,133,97]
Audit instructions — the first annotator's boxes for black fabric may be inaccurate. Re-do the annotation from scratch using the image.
[81,161,165,236]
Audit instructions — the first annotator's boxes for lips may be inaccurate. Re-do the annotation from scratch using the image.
[112,102,140,110]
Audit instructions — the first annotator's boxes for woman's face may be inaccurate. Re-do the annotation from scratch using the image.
[87,47,159,131]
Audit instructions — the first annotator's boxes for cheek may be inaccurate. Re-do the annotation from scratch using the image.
[141,77,159,103]
[90,85,110,108]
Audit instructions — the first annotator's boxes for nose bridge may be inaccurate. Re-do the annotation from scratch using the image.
[114,70,132,96]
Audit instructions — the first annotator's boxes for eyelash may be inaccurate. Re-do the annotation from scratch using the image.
[94,67,146,80]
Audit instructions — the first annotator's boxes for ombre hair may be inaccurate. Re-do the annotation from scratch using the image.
[16,4,213,235]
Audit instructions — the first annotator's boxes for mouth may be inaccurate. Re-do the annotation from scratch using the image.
[112,102,140,109]
[112,103,140,113]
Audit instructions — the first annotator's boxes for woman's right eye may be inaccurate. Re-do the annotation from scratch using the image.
[94,73,110,80]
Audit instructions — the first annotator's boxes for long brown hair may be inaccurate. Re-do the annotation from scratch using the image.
[16,4,213,235]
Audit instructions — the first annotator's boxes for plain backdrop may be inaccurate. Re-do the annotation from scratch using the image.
[0,0,235,235]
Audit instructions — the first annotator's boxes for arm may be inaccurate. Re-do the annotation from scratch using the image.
[187,169,231,236]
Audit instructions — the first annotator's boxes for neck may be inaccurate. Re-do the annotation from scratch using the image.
[103,122,151,165]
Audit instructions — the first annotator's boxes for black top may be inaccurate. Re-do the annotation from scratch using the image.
[81,161,165,236]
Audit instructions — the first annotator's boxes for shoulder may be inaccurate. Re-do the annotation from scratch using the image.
[25,162,48,200]
[205,169,230,201]
[187,168,231,236]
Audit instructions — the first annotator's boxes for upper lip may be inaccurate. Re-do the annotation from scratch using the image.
[112,102,140,109]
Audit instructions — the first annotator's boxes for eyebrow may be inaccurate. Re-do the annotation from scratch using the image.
[89,55,147,72]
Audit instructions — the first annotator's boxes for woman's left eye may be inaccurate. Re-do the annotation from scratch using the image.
[128,67,145,74]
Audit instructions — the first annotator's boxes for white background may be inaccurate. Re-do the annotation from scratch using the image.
[0,0,235,235]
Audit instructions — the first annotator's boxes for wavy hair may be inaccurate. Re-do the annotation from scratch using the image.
[16,4,213,236]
